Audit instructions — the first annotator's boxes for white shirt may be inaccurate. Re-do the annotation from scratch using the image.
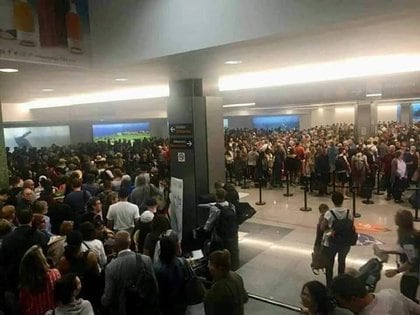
[360,289,420,315]
[107,201,140,231]
[81,239,107,267]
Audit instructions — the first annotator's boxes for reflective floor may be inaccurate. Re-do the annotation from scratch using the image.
[236,184,415,312]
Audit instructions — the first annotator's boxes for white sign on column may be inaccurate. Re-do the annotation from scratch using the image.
[169,177,183,241]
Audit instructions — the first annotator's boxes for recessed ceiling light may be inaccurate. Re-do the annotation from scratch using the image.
[366,93,382,97]
[224,60,242,65]
[223,102,256,108]
[0,68,19,73]
[42,88,54,92]
[115,78,128,81]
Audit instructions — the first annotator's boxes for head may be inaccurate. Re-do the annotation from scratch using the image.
[159,235,177,265]
[215,188,226,202]
[0,188,9,202]
[32,213,46,230]
[330,274,368,313]
[72,178,82,190]
[33,200,48,215]
[208,249,231,278]
[118,188,130,200]
[331,191,344,207]
[145,198,157,212]
[318,203,329,215]
[152,215,171,235]
[85,173,96,184]
[64,230,82,260]
[1,205,15,222]
[19,245,49,293]
[114,230,131,252]
[87,197,102,214]
[54,273,82,305]
[214,181,225,190]
[300,281,333,313]
[17,209,33,225]
[59,221,74,236]
[22,188,33,202]
[0,219,12,238]
[113,168,122,178]
[23,179,35,190]
[79,221,96,241]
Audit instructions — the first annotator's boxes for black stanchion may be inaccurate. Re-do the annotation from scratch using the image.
[352,185,361,218]
[256,178,266,206]
[283,172,293,197]
[241,175,249,189]
[373,170,384,195]
[332,171,336,193]
[300,176,312,211]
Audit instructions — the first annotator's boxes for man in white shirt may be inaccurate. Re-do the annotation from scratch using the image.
[331,274,420,315]
[107,188,139,233]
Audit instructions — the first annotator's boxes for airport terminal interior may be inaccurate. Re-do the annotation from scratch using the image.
[2,1,420,314]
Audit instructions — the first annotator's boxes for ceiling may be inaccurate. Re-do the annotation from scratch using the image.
[1,8,420,117]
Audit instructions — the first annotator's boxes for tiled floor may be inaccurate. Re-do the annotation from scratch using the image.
[237,183,419,313]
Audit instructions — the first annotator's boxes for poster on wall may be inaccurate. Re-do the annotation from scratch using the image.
[412,103,420,123]
[0,0,90,66]
[169,177,183,241]
[253,115,300,130]
[4,126,71,150]
[92,122,151,143]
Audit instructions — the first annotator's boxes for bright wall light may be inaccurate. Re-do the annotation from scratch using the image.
[219,54,420,91]
[222,102,256,108]
[23,85,169,110]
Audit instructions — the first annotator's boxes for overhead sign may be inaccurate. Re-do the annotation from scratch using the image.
[170,138,194,149]
[169,124,193,136]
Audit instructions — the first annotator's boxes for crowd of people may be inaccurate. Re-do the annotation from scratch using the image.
[1,120,420,314]
[224,121,420,204]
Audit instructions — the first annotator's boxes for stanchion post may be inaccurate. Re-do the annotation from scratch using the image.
[256,177,266,206]
[352,184,361,218]
[300,176,312,211]
[241,175,249,189]
[373,169,384,195]
[283,172,294,197]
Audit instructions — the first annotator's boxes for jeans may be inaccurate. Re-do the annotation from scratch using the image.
[323,245,351,287]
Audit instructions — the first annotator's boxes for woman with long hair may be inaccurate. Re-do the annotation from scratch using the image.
[300,281,336,315]
[377,210,420,302]
[19,245,61,315]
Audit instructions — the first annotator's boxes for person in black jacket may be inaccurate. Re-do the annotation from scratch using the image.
[315,147,330,196]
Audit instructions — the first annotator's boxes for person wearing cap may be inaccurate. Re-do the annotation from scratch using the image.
[107,188,140,234]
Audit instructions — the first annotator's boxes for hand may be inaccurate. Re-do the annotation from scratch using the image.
[385,269,399,278]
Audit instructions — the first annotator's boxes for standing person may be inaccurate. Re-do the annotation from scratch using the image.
[327,141,338,185]
[382,145,396,200]
[101,231,159,315]
[52,273,94,315]
[331,274,420,315]
[107,188,140,234]
[315,147,330,196]
[391,150,407,203]
[335,148,351,199]
[203,189,240,270]
[376,210,420,302]
[129,174,162,213]
[204,250,248,315]
[63,178,91,215]
[320,192,355,287]
[247,147,259,182]
[19,245,61,315]
[225,147,235,183]
[404,145,419,183]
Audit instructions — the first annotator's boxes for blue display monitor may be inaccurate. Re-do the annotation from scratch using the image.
[412,103,420,123]
[4,126,70,150]
[92,122,150,143]
[252,115,300,130]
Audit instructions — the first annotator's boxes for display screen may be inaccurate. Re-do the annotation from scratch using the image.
[252,115,300,130]
[4,126,71,150]
[223,118,229,129]
[92,122,151,143]
[412,103,420,123]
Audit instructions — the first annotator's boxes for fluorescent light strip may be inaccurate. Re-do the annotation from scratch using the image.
[366,93,382,97]
[24,85,169,110]
[219,54,420,91]
[0,68,18,73]
[223,102,256,108]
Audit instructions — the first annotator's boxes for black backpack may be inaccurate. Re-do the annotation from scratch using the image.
[335,155,347,172]
[214,202,238,239]
[329,210,358,246]
[124,254,159,315]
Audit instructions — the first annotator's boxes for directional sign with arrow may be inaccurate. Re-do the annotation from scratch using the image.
[170,138,194,149]
[169,124,193,136]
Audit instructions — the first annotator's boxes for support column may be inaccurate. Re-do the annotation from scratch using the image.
[0,102,9,188]
[167,79,224,242]
[356,101,376,140]
[399,102,412,125]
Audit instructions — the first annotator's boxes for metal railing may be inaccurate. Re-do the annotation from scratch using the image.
[248,293,303,313]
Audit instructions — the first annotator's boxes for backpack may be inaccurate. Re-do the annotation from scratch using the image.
[329,210,358,246]
[353,155,365,172]
[124,254,159,315]
[335,155,347,172]
[357,258,382,293]
[214,203,238,240]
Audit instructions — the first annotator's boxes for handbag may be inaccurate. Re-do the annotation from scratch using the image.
[311,247,329,275]
[182,258,206,305]
[236,202,257,225]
